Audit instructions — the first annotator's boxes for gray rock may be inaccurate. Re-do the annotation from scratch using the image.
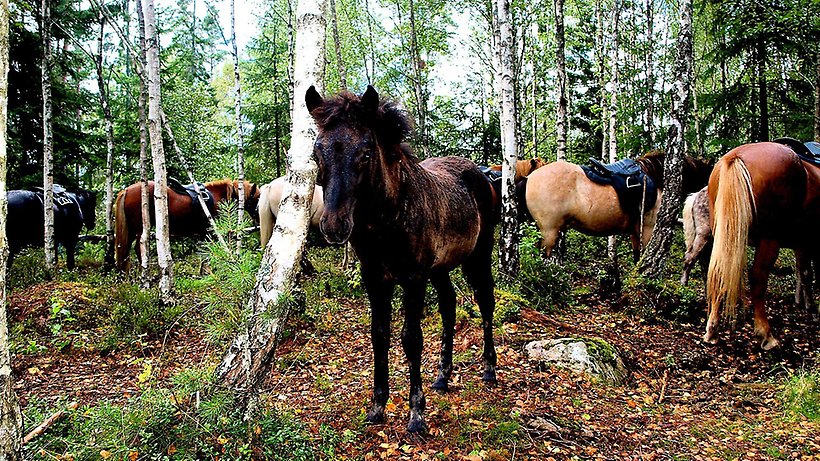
[525,337,627,385]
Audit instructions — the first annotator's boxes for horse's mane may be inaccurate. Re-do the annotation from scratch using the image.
[310,91,416,161]
[636,150,665,188]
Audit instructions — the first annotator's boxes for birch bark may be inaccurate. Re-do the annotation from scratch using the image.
[136,0,151,287]
[554,0,567,161]
[41,0,55,274]
[606,0,621,275]
[216,0,326,413]
[0,0,24,454]
[96,13,116,270]
[230,0,246,253]
[495,0,518,276]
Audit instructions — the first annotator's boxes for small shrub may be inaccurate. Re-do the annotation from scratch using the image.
[620,271,701,321]
[514,223,572,311]
[781,370,820,421]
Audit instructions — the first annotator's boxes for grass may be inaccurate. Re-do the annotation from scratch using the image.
[781,370,820,421]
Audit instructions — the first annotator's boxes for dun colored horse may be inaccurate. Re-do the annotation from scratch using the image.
[307,85,497,433]
[114,179,259,271]
[258,176,323,247]
[7,187,97,269]
[705,141,820,350]
[523,152,711,260]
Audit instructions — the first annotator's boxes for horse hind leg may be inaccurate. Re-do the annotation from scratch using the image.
[430,272,456,392]
[681,233,711,286]
[400,280,428,433]
[750,240,781,350]
[462,244,497,383]
[794,250,816,315]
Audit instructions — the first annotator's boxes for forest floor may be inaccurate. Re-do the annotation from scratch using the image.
[8,245,820,460]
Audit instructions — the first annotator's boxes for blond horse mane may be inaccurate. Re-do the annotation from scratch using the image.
[707,156,754,322]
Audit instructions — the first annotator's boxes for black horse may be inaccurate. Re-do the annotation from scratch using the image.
[7,186,97,269]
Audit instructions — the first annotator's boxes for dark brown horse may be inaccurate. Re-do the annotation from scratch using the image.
[114,179,259,271]
[705,142,820,350]
[307,85,497,433]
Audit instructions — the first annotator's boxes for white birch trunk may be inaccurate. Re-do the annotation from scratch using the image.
[216,0,326,409]
[554,0,567,161]
[606,0,621,274]
[96,14,116,270]
[644,0,655,145]
[136,0,151,287]
[595,0,607,161]
[329,0,346,89]
[143,0,174,303]
[41,0,55,274]
[231,0,246,253]
[496,0,518,276]
[0,0,24,454]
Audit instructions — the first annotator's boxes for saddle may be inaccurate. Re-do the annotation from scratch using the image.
[32,184,75,207]
[479,166,503,199]
[581,158,658,219]
[168,177,216,218]
[773,137,820,167]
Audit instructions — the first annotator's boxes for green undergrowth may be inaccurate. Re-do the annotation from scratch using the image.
[619,271,702,322]
[781,369,820,421]
[24,369,339,461]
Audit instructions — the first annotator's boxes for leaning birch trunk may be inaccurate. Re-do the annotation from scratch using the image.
[554,0,567,161]
[639,0,692,278]
[41,0,55,274]
[143,0,173,303]
[606,0,621,276]
[136,0,150,287]
[230,0,246,253]
[495,0,518,276]
[215,0,326,413]
[96,13,116,271]
[0,1,24,455]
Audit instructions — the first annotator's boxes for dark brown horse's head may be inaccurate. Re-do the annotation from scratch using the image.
[636,150,713,195]
[306,85,412,244]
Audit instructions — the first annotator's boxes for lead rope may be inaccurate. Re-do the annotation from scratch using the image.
[639,175,647,252]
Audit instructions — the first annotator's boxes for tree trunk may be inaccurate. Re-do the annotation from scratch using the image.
[0,1,24,455]
[407,0,427,157]
[329,0,346,89]
[137,0,151,288]
[231,0,246,253]
[216,0,326,414]
[364,0,375,82]
[644,0,654,146]
[606,0,621,276]
[554,0,567,161]
[639,0,692,278]
[815,52,820,142]
[41,0,55,274]
[495,0,518,276]
[96,14,116,271]
[596,0,607,160]
[757,39,768,142]
[143,0,174,303]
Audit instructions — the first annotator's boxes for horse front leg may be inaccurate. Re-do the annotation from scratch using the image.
[750,240,780,350]
[430,272,456,391]
[65,240,77,270]
[363,274,394,425]
[463,251,497,383]
[401,280,427,433]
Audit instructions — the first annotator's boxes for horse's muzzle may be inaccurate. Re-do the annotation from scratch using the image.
[319,214,353,245]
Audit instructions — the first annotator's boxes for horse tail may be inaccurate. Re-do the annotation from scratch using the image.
[682,192,698,253]
[114,189,129,271]
[707,156,754,321]
[258,184,274,248]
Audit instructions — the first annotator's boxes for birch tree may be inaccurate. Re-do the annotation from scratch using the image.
[95,11,116,270]
[329,0,346,89]
[495,0,518,276]
[41,0,55,274]
[143,0,174,302]
[0,0,23,454]
[815,54,819,141]
[230,0,246,253]
[216,0,326,414]
[644,0,655,145]
[639,0,693,278]
[554,0,567,161]
[136,0,151,287]
[605,0,621,283]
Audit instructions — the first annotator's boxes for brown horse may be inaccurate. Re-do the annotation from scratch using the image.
[307,85,497,433]
[523,152,711,260]
[705,142,820,350]
[114,179,259,271]
[489,157,548,180]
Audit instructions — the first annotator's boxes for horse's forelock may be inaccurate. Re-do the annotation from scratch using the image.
[312,91,413,147]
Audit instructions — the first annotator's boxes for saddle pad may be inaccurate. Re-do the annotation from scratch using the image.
[582,158,658,219]
[772,137,820,167]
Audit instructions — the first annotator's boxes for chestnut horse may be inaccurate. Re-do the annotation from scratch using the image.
[258,176,323,247]
[307,85,497,433]
[114,179,259,271]
[705,142,820,350]
[523,152,711,260]
[489,157,548,180]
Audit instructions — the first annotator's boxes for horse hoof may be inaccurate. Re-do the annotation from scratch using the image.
[761,337,780,351]
[406,413,427,434]
[366,407,385,424]
[431,378,449,392]
[482,370,497,384]
[702,333,718,345]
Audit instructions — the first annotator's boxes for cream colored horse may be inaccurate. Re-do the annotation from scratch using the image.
[258,176,323,247]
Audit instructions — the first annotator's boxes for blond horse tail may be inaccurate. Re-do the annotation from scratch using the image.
[114,189,130,271]
[707,157,754,321]
[258,184,274,248]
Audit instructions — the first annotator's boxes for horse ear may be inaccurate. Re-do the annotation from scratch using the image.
[362,85,379,112]
[305,85,324,113]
